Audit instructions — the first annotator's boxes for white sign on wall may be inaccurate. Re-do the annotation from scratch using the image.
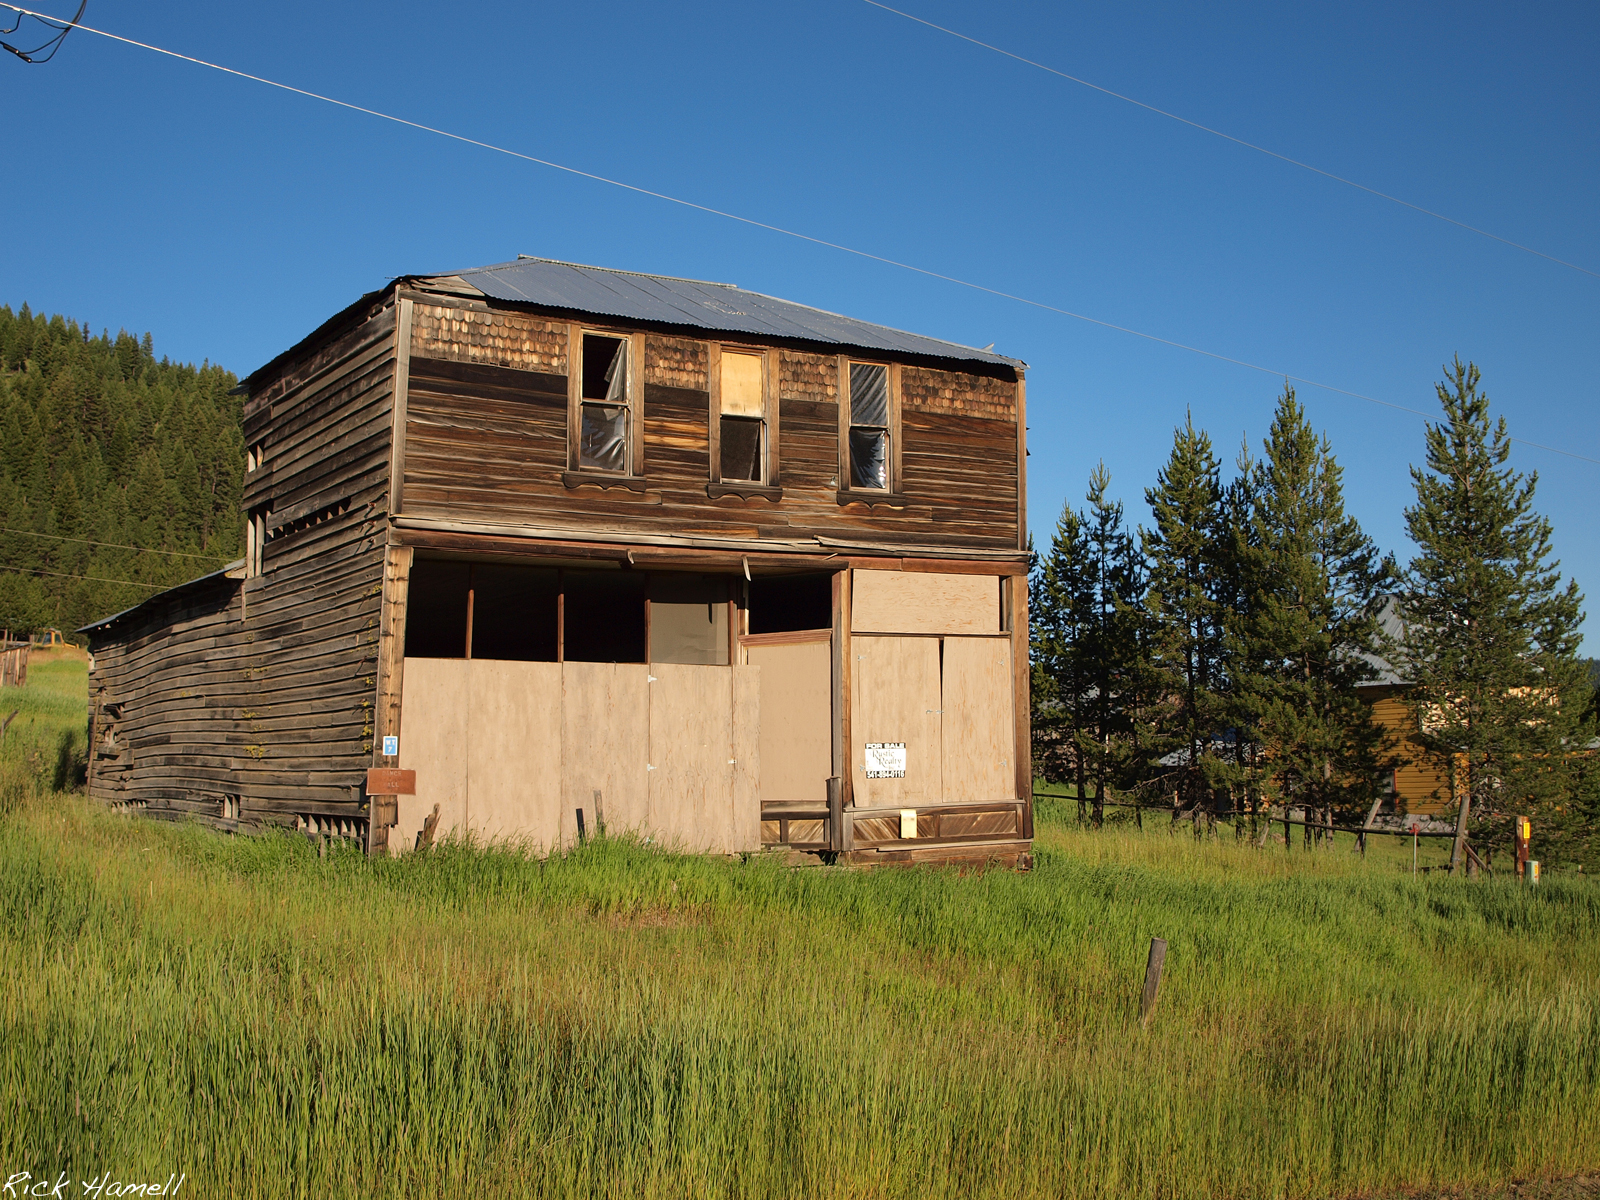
[864,742,907,778]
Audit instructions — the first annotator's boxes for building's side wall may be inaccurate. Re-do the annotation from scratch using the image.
[1367,689,1454,816]
[398,296,1021,553]
[88,301,399,836]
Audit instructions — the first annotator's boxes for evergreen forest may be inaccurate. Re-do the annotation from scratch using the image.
[0,303,244,637]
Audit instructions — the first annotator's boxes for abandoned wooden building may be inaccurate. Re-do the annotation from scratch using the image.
[81,258,1033,866]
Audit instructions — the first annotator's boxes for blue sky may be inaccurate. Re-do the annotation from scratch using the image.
[3,1,1595,648]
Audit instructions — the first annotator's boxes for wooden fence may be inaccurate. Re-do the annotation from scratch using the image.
[0,643,27,690]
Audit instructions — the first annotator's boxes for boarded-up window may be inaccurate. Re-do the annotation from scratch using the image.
[848,362,889,490]
[650,574,729,665]
[719,350,765,483]
[579,334,630,473]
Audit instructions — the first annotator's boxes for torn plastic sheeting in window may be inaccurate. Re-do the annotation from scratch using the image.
[849,362,889,426]
[580,404,629,472]
[849,428,887,490]
[721,415,763,481]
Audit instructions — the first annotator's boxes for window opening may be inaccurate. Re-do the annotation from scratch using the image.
[579,334,630,473]
[470,564,559,661]
[848,362,889,490]
[404,561,471,658]
[563,570,648,663]
[748,573,833,635]
[649,574,730,665]
[719,350,765,483]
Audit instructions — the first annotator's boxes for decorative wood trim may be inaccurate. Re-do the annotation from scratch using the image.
[836,490,909,509]
[387,298,413,517]
[707,482,782,501]
[561,471,649,493]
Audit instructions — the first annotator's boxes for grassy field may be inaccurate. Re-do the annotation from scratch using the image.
[2,658,1598,1198]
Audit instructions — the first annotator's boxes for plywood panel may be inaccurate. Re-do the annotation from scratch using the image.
[851,569,1000,635]
[942,637,1015,802]
[731,664,761,853]
[396,657,470,852]
[649,665,735,853]
[851,635,942,807]
[747,638,830,801]
[467,660,563,849]
[562,662,650,846]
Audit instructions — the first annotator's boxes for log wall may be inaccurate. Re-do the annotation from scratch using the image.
[86,299,399,837]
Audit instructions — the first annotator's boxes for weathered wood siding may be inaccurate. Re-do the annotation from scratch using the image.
[398,294,1021,552]
[86,301,398,834]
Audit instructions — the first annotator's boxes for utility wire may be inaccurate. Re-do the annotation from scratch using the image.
[0,0,82,62]
[1,565,172,589]
[0,527,230,560]
[860,0,1600,282]
[2,3,1594,468]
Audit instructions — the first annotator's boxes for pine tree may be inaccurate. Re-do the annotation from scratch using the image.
[1141,415,1230,821]
[1031,497,1094,819]
[1231,387,1394,847]
[1401,359,1593,872]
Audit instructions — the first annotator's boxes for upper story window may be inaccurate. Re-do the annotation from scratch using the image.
[717,348,768,483]
[575,332,633,474]
[846,361,892,490]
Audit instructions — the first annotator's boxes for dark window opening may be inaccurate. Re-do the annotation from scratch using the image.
[748,572,833,635]
[848,362,889,490]
[564,570,648,663]
[580,334,630,473]
[720,416,763,482]
[404,561,471,658]
[650,574,730,665]
[470,565,559,661]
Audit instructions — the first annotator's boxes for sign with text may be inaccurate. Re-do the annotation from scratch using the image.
[366,767,416,796]
[864,742,907,778]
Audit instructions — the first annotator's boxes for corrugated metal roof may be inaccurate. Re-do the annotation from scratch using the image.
[449,258,1024,370]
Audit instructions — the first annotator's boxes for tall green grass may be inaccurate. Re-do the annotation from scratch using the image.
[1,659,1597,1197]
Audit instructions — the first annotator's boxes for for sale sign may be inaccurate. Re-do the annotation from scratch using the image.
[865,742,907,778]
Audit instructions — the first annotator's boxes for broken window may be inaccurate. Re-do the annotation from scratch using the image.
[848,362,890,490]
[578,333,630,473]
[748,572,833,635]
[719,350,766,483]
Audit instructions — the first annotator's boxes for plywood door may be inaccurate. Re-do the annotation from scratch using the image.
[746,638,830,801]
[941,637,1014,802]
[395,657,470,852]
[562,662,650,846]
[648,664,736,853]
[851,570,1000,635]
[467,660,563,849]
[850,635,942,807]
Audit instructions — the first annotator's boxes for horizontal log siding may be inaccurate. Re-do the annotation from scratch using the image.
[397,302,1020,551]
[89,303,398,834]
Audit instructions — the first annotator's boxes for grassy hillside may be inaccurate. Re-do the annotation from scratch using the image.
[2,659,1597,1198]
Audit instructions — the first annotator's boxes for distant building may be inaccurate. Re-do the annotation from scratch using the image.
[81,259,1033,866]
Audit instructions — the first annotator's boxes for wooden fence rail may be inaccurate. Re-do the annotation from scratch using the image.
[0,644,27,690]
[1032,792,1458,837]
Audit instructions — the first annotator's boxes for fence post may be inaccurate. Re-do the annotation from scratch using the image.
[1141,937,1168,1026]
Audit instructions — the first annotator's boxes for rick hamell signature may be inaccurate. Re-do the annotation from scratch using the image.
[3,1173,185,1198]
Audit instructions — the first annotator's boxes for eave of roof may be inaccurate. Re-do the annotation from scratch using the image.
[78,561,245,638]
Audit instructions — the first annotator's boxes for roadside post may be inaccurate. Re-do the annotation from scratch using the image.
[1410,822,1420,876]
[1141,937,1167,1027]
[1515,816,1531,881]
[1528,860,1541,885]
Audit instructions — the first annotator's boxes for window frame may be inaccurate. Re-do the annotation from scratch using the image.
[708,342,777,487]
[837,356,901,495]
[567,325,644,478]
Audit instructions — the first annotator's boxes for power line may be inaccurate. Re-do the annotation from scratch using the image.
[2,4,1594,468]
[1,565,172,589]
[0,526,230,560]
[0,0,81,63]
[860,0,1600,282]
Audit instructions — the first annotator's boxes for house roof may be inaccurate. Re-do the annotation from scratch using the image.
[1355,595,1409,688]
[78,561,244,637]
[444,257,1026,370]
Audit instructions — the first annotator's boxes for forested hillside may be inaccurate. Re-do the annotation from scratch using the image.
[0,304,245,638]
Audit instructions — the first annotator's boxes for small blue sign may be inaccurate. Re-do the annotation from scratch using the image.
[382,735,398,758]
